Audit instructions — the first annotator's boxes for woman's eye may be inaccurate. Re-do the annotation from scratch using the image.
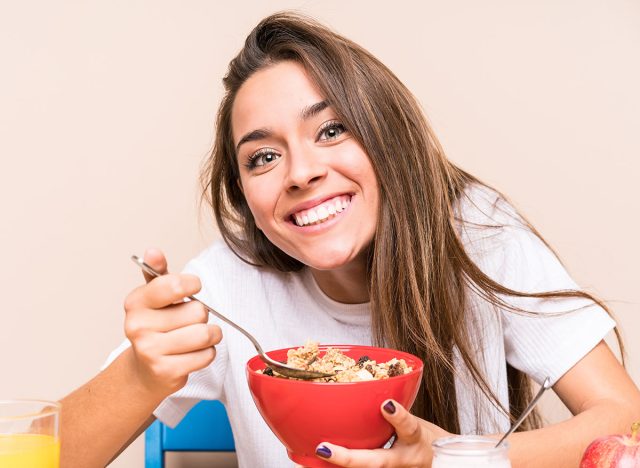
[317,121,347,142]
[246,149,281,169]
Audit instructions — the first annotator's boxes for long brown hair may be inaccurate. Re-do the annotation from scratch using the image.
[201,12,622,433]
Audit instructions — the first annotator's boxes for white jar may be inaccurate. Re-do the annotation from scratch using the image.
[431,435,511,468]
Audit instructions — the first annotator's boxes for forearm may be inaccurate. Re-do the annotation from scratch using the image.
[59,348,166,468]
[506,399,640,468]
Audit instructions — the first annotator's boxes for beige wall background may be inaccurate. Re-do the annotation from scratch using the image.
[1,1,638,466]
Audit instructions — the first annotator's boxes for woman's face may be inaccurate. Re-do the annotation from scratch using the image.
[232,61,379,272]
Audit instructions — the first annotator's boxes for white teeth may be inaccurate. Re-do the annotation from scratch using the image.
[292,195,351,227]
[317,206,329,220]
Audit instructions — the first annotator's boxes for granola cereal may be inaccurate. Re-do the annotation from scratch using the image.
[259,340,413,382]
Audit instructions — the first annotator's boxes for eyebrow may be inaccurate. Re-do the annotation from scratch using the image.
[235,128,272,154]
[235,100,330,154]
[300,100,329,120]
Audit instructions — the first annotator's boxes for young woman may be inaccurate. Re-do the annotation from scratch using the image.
[59,12,640,467]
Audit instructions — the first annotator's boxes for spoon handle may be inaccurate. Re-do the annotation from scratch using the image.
[495,376,552,448]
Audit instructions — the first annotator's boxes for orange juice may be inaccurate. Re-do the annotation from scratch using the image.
[0,434,60,468]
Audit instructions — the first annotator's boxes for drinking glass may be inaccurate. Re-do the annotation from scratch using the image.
[0,399,61,468]
[432,435,511,468]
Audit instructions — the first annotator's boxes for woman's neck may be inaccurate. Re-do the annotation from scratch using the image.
[309,259,370,304]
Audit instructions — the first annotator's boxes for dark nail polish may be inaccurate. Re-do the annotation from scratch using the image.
[316,445,332,458]
[383,400,396,414]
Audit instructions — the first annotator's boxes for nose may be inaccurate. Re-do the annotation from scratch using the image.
[284,144,327,191]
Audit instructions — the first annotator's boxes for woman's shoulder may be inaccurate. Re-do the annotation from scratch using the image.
[455,183,548,280]
[456,183,580,294]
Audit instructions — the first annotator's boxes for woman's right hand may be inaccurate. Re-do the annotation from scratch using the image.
[123,248,222,398]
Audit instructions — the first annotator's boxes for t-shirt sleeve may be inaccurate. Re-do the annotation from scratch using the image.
[100,339,131,371]
[494,225,616,385]
[152,343,227,428]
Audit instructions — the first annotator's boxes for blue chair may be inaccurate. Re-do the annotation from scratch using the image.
[145,400,236,468]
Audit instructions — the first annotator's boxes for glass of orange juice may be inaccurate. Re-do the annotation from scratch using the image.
[0,399,60,468]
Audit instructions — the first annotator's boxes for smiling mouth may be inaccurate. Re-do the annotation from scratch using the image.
[289,195,352,227]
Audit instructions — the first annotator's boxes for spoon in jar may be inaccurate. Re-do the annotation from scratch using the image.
[495,376,552,448]
[131,255,335,381]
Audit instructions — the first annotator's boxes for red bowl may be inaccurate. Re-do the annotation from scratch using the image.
[246,344,424,468]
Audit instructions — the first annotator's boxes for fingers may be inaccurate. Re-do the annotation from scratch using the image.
[164,346,218,377]
[380,400,421,444]
[142,248,168,283]
[125,273,202,311]
[131,322,222,359]
[157,323,222,355]
[122,250,220,396]
[126,300,209,334]
[313,400,422,467]
[130,323,222,393]
[136,345,218,391]
[314,443,391,467]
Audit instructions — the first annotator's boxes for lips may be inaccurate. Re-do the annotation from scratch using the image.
[288,195,352,227]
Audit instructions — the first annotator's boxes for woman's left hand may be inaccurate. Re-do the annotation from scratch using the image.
[313,399,452,467]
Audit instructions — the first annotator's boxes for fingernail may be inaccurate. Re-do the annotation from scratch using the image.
[383,400,396,414]
[316,445,332,458]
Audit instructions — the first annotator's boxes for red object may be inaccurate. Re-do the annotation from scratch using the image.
[580,422,640,468]
[246,344,424,468]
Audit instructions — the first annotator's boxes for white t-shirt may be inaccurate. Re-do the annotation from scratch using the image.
[104,185,615,468]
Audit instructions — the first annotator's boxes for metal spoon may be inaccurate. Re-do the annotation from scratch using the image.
[495,376,552,448]
[131,255,335,381]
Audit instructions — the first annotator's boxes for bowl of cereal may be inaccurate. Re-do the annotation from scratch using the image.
[246,341,424,467]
